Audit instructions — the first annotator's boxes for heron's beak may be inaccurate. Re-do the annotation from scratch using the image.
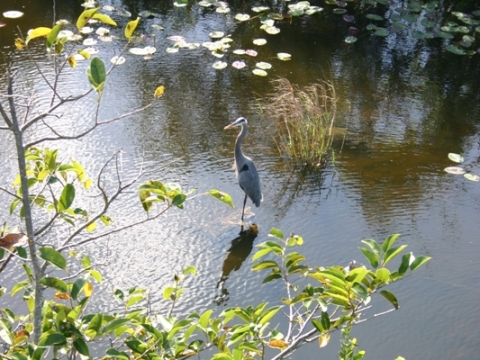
[224,123,235,130]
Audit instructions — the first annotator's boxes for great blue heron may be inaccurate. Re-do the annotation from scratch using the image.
[224,117,263,222]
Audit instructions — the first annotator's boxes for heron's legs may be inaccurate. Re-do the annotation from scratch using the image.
[241,193,248,222]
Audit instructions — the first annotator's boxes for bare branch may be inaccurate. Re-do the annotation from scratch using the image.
[24,102,154,148]
[0,186,21,200]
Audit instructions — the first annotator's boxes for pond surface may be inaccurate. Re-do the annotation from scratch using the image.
[1,0,480,359]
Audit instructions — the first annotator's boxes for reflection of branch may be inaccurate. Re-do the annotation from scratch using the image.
[25,103,153,148]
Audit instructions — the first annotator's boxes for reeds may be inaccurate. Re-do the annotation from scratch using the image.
[262,78,337,167]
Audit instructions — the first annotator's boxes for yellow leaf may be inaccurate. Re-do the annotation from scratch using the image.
[268,339,288,349]
[86,221,96,232]
[83,282,93,297]
[15,38,26,50]
[78,50,90,59]
[125,17,140,40]
[318,333,330,348]
[84,178,92,189]
[92,13,117,26]
[154,85,165,98]
[54,293,71,300]
[76,8,100,30]
[26,27,51,44]
[67,55,76,68]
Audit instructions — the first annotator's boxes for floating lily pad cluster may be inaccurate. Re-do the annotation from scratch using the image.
[323,0,480,55]
[444,153,479,182]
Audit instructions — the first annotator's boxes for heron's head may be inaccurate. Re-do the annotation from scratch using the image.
[224,117,247,130]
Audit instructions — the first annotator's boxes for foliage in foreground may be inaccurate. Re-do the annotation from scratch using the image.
[0,228,430,359]
[260,78,337,167]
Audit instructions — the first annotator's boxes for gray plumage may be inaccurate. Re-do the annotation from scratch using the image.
[224,117,263,222]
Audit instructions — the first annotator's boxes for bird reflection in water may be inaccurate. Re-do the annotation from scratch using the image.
[214,224,259,306]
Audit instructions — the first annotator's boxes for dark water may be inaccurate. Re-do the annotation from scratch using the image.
[1,0,480,359]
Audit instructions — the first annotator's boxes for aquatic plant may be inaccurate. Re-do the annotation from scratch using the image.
[262,78,337,167]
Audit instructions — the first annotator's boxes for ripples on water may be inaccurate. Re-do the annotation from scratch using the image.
[1,0,480,358]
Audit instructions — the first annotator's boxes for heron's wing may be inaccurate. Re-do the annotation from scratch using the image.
[238,159,263,207]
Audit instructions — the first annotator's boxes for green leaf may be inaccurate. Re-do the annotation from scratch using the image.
[252,247,272,261]
[183,265,197,276]
[199,309,213,329]
[11,281,30,296]
[39,332,66,346]
[106,348,130,360]
[258,306,281,325]
[163,286,176,300]
[382,233,400,253]
[252,260,279,271]
[375,268,391,283]
[125,339,148,354]
[39,277,68,293]
[71,278,86,300]
[46,23,62,48]
[384,245,408,266]
[73,337,90,356]
[58,183,75,212]
[81,255,91,268]
[101,318,130,335]
[141,323,163,340]
[10,353,28,360]
[398,252,412,275]
[380,290,399,309]
[359,247,379,268]
[263,273,282,283]
[312,318,324,332]
[209,189,234,208]
[410,256,431,271]
[86,57,106,91]
[361,239,381,257]
[39,247,66,269]
[268,228,284,240]
[86,314,103,336]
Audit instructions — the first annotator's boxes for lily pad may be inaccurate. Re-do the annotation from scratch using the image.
[166,47,179,53]
[209,31,224,39]
[444,166,465,175]
[0,22,5,27]
[256,62,272,70]
[265,26,280,35]
[464,173,480,182]
[245,49,258,56]
[83,38,97,46]
[252,69,268,76]
[333,8,347,15]
[80,26,94,34]
[435,31,454,39]
[95,27,110,36]
[235,13,250,21]
[216,7,230,14]
[151,24,164,30]
[232,61,246,69]
[306,7,323,15]
[233,49,246,55]
[345,36,357,43]
[374,27,389,36]
[103,5,115,11]
[277,52,291,61]
[129,46,156,55]
[445,44,466,55]
[212,61,228,70]
[110,56,126,65]
[448,153,464,163]
[253,38,267,46]
[252,6,270,13]
[366,14,384,21]
[343,14,355,22]
[3,11,24,18]
[268,13,284,20]
[116,8,132,17]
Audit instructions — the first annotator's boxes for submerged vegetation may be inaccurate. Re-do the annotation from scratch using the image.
[262,78,337,167]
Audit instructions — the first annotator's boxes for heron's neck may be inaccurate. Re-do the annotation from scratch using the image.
[235,124,247,161]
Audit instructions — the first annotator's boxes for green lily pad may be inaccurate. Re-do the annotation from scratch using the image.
[256,61,272,70]
[448,153,464,163]
[464,173,480,182]
[436,31,454,39]
[374,27,389,36]
[366,24,378,31]
[445,44,466,55]
[366,14,384,21]
[463,35,475,42]
[252,6,269,12]
[333,8,347,15]
[421,19,435,28]
[235,13,250,21]
[212,61,227,70]
[268,13,284,20]
[392,22,407,30]
[252,69,268,76]
[289,9,304,16]
[454,26,469,33]
[402,14,417,23]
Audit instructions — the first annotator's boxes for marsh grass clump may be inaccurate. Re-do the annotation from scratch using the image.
[262,78,337,167]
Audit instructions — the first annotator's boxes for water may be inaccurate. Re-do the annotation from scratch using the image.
[1,0,480,358]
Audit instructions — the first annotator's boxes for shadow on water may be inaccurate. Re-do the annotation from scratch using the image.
[214,224,259,306]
